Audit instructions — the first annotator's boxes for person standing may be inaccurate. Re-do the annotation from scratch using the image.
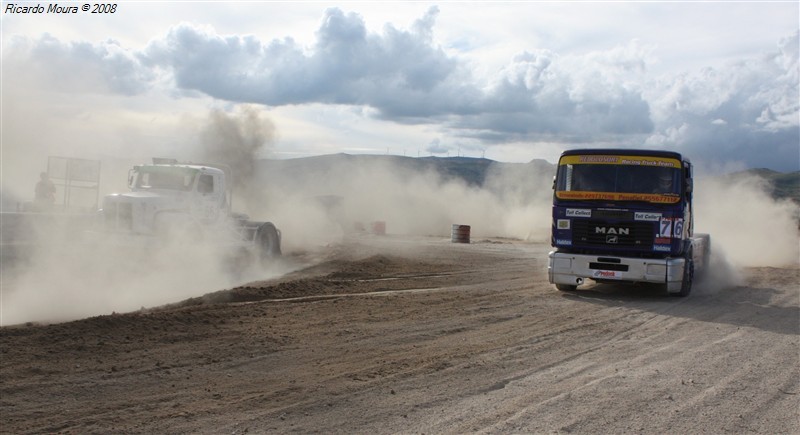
[34,172,56,209]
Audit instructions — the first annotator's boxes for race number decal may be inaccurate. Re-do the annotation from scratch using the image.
[673,219,684,238]
[659,218,673,238]
[659,218,684,238]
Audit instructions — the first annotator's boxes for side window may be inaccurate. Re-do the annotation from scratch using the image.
[198,174,214,194]
[139,173,151,188]
[556,164,572,191]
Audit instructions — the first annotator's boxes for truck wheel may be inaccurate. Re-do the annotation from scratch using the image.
[257,223,281,260]
[556,284,578,292]
[671,256,694,297]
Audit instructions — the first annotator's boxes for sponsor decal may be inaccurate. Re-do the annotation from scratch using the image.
[559,155,680,168]
[555,239,572,246]
[654,237,671,245]
[557,219,570,229]
[592,270,621,279]
[556,191,680,204]
[635,212,662,221]
[566,208,592,217]
[653,245,671,252]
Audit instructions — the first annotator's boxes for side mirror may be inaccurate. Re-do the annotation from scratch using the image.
[683,163,693,194]
[552,176,556,190]
[684,178,693,202]
[127,169,134,188]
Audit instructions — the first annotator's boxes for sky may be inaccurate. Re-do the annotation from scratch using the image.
[2,1,799,171]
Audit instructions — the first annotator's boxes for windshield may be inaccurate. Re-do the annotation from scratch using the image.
[134,166,197,191]
[555,154,682,203]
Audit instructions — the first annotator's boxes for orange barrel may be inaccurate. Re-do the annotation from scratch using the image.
[451,224,471,243]
[371,221,386,235]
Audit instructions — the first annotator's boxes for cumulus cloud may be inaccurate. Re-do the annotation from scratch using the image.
[5,33,152,95]
[645,31,799,169]
[470,41,655,139]
[137,6,470,117]
[3,8,798,170]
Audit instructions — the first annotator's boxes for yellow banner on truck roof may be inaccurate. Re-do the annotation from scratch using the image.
[559,155,681,168]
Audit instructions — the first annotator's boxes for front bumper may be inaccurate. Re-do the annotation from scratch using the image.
[548,250,687,293]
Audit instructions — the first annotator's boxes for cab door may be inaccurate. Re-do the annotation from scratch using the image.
[196,173,223,222]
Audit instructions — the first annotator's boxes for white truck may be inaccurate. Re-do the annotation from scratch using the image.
[100,159,281,265]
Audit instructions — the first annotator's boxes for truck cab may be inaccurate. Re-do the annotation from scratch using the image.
[102,164,230,235]
[99,159,281,263]
[548,149,709,296]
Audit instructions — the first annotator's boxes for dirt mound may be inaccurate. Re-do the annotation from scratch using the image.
[166,254,464,308]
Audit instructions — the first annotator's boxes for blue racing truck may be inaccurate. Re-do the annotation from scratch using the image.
[548,149,710,296]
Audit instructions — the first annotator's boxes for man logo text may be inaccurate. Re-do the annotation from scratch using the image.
[594,227,629,235]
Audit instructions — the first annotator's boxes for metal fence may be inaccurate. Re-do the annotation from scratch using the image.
[47,156,101,211]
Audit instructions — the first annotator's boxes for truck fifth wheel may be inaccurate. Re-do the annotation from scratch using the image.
[548,149,710,297]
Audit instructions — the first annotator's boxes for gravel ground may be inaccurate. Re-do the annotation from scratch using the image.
[1,235,798,434]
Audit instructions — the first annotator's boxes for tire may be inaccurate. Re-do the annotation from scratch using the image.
[671,254,694,297]
[556,284,578,292]
[256,223,281,261]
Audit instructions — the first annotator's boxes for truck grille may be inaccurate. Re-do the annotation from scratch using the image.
[105,202,133,231]
[572,220,653,249]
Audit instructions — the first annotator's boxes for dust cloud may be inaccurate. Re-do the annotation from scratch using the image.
[251,155,798,294]
[194,105,276,212]
[691,169,799,294]
[694,173,800,268]
[250,157,555,253]
[1,105,284,326]
[0,225,294,326]
[2,97,797,325]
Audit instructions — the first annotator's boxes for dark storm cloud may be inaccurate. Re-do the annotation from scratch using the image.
[138,8,655,138]
[140,7,469,114]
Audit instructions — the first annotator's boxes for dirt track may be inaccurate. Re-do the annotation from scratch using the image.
[1,235,798,434]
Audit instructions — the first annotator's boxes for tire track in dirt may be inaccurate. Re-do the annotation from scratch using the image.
[404,269,799,434]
